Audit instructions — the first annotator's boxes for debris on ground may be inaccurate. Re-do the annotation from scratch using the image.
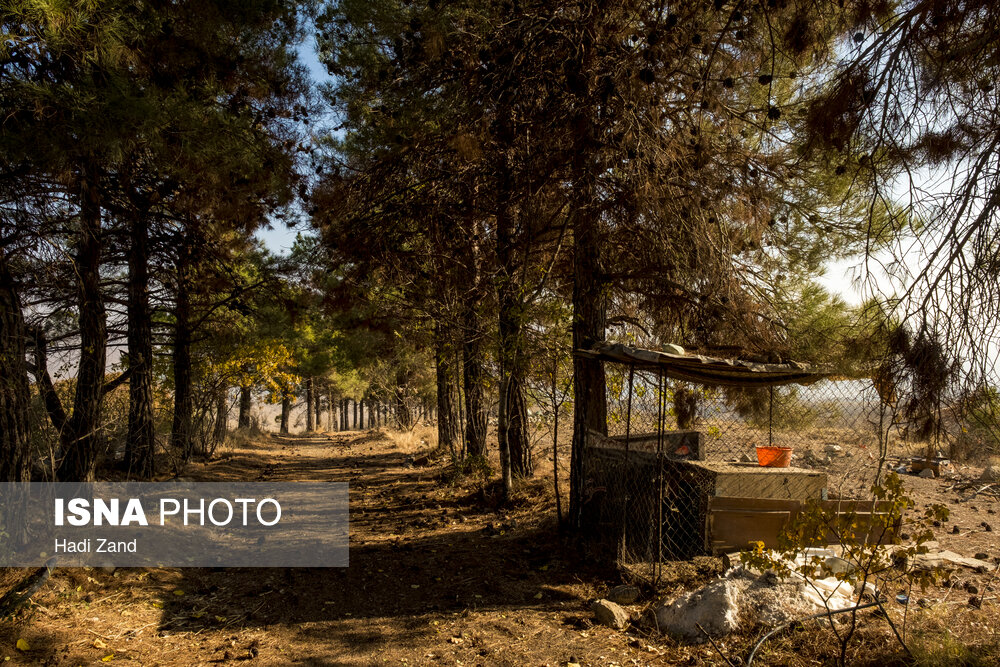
[604,585,640,605]
[654,566,856,642]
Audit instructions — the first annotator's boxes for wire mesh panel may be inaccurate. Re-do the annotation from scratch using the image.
[581,364,890,585]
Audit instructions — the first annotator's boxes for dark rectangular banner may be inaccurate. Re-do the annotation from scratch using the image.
[0,483,349,567]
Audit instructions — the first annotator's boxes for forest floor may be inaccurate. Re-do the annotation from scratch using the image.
[3,429,1000,666]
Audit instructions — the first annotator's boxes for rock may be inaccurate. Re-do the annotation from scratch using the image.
[966,584,980,595]
[605,585,640,605]
[824,444,843,455]
[655,579,742,641]
[591,599,630,630]
[981,465,1000,481]
[975,552,989,560]
[911,550,992,571]
[919,468,936,478]
[654,569,853,642]
[983,522,994,532]
[952,525,961,534]
[663,343,685,355]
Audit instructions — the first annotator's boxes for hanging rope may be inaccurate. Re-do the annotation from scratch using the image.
[768,385,774,448]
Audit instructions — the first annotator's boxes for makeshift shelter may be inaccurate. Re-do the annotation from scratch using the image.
[576,343,889,583]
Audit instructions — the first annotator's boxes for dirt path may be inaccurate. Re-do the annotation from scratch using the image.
[1,431,699,666]
[9,431,998,666]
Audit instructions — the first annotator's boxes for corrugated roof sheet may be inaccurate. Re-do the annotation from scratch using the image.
[575,343,828,387]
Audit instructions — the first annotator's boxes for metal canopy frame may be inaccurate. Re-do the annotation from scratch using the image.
[575,342,829,387]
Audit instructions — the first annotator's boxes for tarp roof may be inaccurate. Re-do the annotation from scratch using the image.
[575,343,829,387]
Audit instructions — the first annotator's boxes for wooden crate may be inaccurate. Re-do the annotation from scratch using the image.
[909,456,952,477]
[684,460,827,501]
[707,496,898,554]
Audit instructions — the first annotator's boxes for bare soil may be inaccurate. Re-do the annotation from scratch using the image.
[2,430,999,666]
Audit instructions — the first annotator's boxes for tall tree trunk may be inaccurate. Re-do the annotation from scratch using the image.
[170,231,195,460]
[305,378,314,432]
[214,387,228,443]
[551,358,562,524]
[280,394,291,434]
[125,208,155,479]
[0,255,31,483]
[59,164,108,482]
[395,368,413,430]
[461,226,488,457]
[353,398,359,430]
[314,383,323,430]
[328,387,335,431]
[498,321,531,480]
[434,323,461,458]
[462,335,487,457]
[237,384,251,429]
[568,96,607,528]
[495,193,532,495]
[30,328,67,442]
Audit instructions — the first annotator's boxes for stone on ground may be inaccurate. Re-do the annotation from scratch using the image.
[590,599,630,629]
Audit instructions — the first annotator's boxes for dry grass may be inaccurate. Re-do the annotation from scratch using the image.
[383,423,438,452]
[903,603,1000,666]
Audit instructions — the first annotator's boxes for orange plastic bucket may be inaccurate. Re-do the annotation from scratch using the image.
[756,446,793,467]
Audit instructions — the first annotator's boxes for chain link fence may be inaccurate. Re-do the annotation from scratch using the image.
[580,364,893,584]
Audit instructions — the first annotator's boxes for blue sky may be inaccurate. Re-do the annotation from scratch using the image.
[254,37,333,256]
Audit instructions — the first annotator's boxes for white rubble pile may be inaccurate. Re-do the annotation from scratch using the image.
[655,558,860,642]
